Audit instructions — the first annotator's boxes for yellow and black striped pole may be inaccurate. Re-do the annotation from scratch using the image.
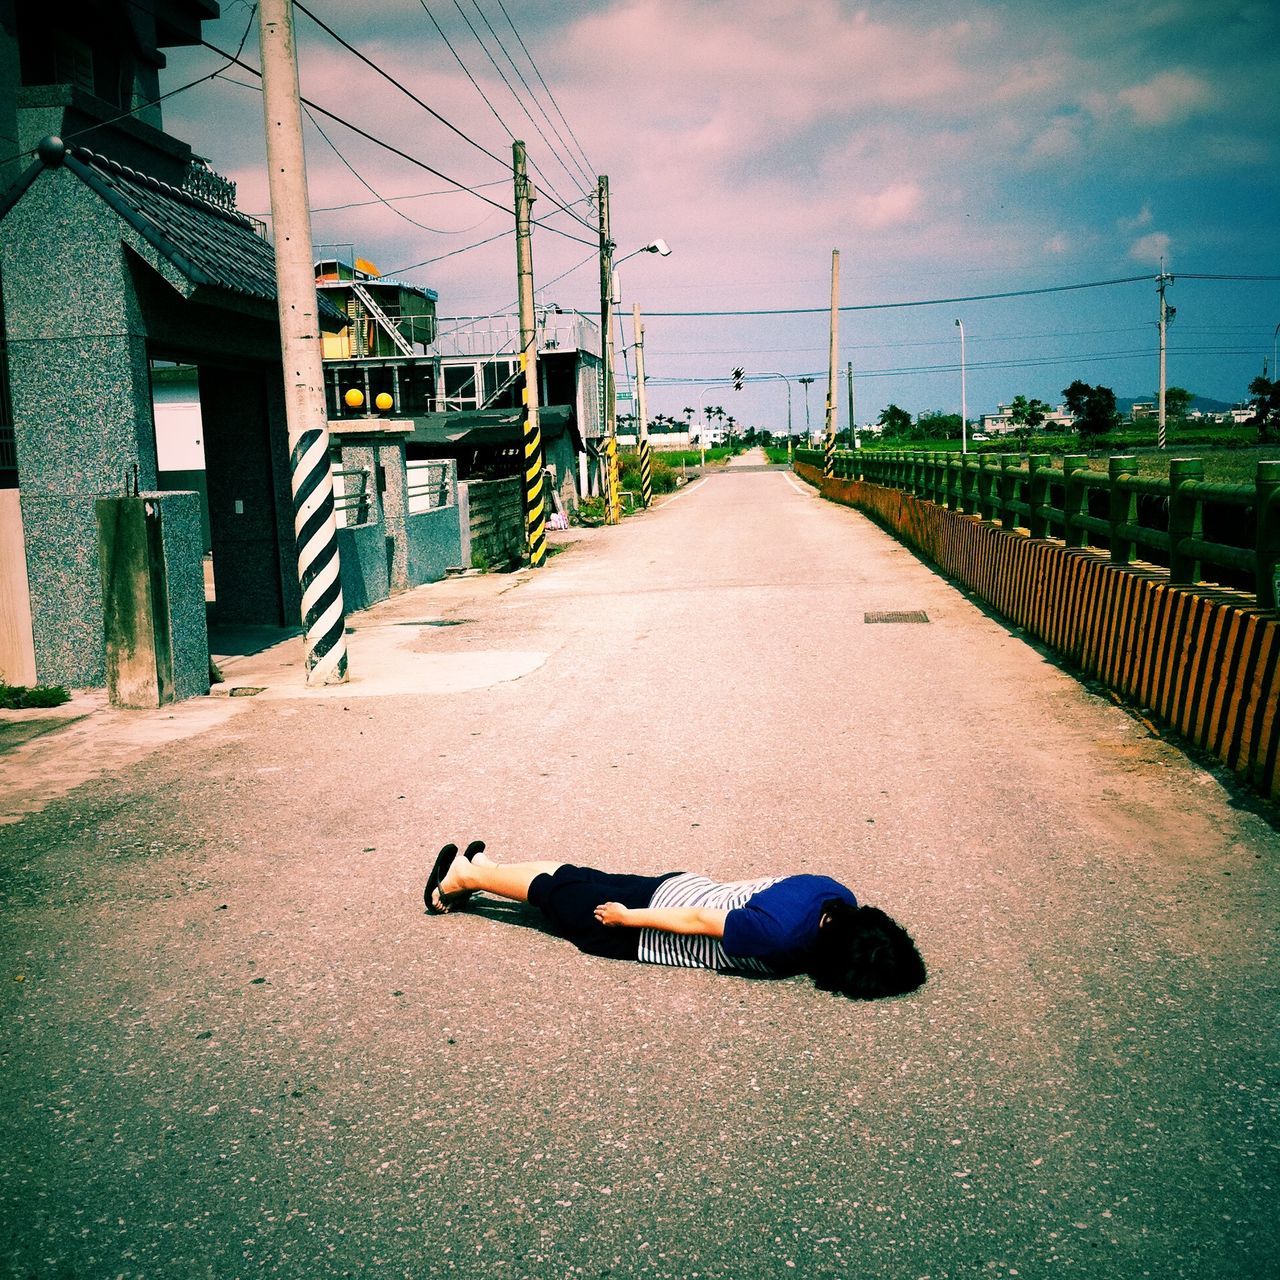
[513,140,546,567]
[520,349,546,567]
[633,302,653,508]
[606,436,622,522]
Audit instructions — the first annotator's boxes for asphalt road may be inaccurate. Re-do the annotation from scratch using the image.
[2,467,1277,1279]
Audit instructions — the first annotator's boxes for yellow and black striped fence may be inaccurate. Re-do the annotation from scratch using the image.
[795,447,1280,800]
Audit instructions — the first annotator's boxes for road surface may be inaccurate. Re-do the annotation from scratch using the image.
[1,467,1276,1278]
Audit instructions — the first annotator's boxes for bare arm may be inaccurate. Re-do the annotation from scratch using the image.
[594,903,728,937]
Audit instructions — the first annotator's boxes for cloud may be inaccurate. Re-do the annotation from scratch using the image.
[852,183,924,230]
[1044,233,1071,255]
[1119,204,1154,231]
[1129,231,1172,263]
[1117,70,1214,125]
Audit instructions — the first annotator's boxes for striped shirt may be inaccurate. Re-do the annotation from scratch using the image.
[637,873,783,973]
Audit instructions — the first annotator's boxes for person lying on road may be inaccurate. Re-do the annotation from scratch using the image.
[424,841,926,1001]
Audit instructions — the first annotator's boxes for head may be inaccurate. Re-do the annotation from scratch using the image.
[810,900,926,1000]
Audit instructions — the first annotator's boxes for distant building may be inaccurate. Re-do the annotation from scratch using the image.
[979,403,1076,435]
[1130,402,1157,421]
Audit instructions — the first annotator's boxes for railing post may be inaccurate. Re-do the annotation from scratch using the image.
[959,452,976,515]
[1063,455,1089,548]
[1169,458,1204,584]
[1108,455,1138,565]
[926,451,938,503]
[1257,460,1280,610]
[1027,454,1050,538]
[976,455,994,521]
[997,454,1017,528]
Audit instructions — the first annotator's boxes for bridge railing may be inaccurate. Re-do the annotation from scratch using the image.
[796,448,1280,609]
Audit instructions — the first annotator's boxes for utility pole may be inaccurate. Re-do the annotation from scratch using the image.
[633,302,652,508]
[824,248,840,477]
[1157,262,1175,450]
[597,175,621,524]
[514,140,546,567]
[257,0,347,685]
[846,361,856,448]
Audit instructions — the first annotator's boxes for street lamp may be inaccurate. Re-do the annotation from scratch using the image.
[755,373,793,438]
[954,318,968,455]
[798,376,815,439]
[1272,320,1278,379]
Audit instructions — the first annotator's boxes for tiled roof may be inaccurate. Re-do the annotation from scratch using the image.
[64,145,347,329]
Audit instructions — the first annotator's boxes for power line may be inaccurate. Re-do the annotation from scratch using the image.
[303,104,496,237]
[643,275,1160,318]
[440,0,596,220]
[388,226,514,275]
[493,0,596,180]
[648,342,1267,386]
[311,178,510,213]
[448,0,582,195]
[416,0,595,231]
[201,42,598,249]
[294,2,506,171]
[468,0,595,192]
[293,2,595,236]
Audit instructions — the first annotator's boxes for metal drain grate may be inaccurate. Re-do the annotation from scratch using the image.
[864,610,930,624]
[395,619,472,627]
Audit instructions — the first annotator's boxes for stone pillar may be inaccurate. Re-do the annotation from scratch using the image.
[329,419,412,592]
[1,165,160,685]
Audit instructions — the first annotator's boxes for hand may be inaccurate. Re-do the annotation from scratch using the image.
[594,902,629,927]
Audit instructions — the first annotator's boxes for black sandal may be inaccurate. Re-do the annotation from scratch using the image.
[424,842,461,915]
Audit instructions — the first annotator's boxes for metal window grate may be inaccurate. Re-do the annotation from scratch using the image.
[864,610,930,624]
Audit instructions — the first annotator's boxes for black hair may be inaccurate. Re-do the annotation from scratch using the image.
[809,900,926,1000]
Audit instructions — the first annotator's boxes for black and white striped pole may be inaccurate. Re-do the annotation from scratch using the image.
[633,302,653,508]
[258,0,347,684]
[824,248,840,478]
[514,141,547,567]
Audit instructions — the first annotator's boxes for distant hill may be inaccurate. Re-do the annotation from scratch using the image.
[1115,394,1235,415]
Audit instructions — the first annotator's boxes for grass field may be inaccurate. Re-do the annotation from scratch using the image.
[842,426,1278,485]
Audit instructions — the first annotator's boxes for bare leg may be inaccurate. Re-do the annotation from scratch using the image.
[438,853,563,904]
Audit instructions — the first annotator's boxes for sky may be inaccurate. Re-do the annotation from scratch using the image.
[160,0,1280,435]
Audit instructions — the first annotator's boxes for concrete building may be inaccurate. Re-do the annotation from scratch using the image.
[0,2,399,697]
[979,402,1076,436]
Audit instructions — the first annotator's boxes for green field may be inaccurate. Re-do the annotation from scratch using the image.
[848,426,1277,484]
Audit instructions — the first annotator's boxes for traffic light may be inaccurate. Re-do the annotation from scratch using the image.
[732,366,744,391]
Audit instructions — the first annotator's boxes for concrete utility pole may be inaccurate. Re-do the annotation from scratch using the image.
[257,0,347,685]
[514,140,546,567]
[597,175,621,524]
[846,361,856,447]
[955,318,968,455]
[1157,263,1174,451]
[824,248,840,477]
[633,302,652,508]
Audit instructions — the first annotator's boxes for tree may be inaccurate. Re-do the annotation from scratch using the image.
[1079,386,1120,441]
[1248,376,1280,440]
[1062,380,1092,419]
[1165,386,1193,420]
[1009,394,1049,432]
[916,411,961,440]
[877,404,912,437]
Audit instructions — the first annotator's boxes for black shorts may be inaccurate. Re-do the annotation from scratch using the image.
[528,864,681,961]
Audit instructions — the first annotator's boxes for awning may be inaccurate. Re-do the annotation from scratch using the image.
[405,405,580,450]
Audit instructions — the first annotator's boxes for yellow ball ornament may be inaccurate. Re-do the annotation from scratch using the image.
[374,392,394,412]
[344,388,365,409]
